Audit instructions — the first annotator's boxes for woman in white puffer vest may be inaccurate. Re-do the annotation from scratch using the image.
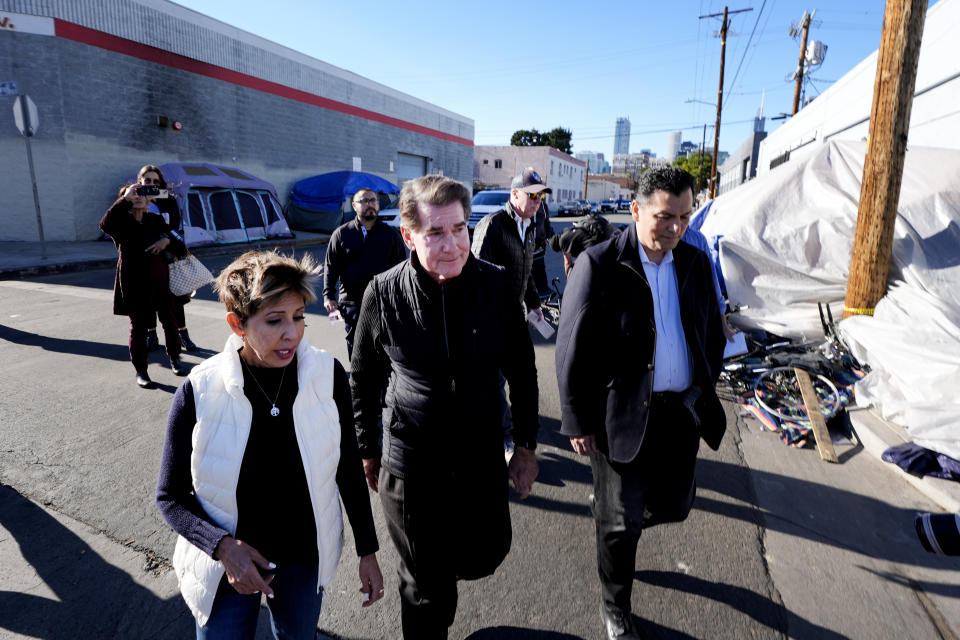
[157,250,384,638]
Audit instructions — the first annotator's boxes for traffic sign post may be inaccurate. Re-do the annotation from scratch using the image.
[11,93,47,259]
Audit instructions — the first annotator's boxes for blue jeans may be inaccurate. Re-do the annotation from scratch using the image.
[196,562,323,640]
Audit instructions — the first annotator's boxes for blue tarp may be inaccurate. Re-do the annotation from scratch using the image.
[290,171,400,210]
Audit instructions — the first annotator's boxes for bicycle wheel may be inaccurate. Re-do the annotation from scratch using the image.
[753,366,842,423]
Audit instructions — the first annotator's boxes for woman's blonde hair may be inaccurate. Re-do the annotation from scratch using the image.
[213,250,320,322]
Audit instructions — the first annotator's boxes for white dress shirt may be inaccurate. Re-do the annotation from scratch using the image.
[638,247,693,392]
[509,205,531,241]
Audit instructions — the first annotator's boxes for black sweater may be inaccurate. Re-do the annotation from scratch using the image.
[156,356,378,562]
[323,217,407,306]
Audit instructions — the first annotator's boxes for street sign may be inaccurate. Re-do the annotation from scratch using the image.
[0,80,17,96]
[13,94,38,136]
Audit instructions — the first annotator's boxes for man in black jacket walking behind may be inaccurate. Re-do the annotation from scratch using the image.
[323,188,406,357]
[471,167,549,323]
[555,166,726,639]
[351,175,540,639]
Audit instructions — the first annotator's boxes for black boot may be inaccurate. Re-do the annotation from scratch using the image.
[179,329,198,352]
[136,370,155,389]
[169,356,186,376]
[145,330,160,351]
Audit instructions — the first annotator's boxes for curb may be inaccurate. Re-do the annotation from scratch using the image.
[849,407,960,513]
[0,235,329,280]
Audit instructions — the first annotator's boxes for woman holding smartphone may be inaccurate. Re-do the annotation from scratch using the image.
[99,179,185,387]
[136,164,200,353]
[156,250,384,638]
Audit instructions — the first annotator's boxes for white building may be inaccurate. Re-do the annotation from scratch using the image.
[757,0,960,175]
[474,146,587,204]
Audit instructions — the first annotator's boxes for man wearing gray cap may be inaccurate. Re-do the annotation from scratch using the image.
[471,167,550,323]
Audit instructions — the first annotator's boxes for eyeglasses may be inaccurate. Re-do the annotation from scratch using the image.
[140,177,160,185]
[526,192,546,201]
[354,197,378,205]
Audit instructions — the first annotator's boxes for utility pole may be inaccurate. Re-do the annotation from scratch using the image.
[843,0,928,319]
[699,123,707,192]
[583,159,590,199]
[791,10,815,115]
[700,6,752,199]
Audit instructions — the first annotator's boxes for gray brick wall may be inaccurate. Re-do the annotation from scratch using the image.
[0,26,472,241]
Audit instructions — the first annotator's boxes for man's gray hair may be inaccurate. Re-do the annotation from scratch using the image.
[398,175,471,231]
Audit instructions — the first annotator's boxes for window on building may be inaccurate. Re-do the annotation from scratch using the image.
[494,159,502,169]
[550,161,554,175]
[482,159,489,165]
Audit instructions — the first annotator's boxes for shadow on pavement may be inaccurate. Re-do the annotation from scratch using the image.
[0,324,130,362]
[695,457,954,570]
[465,627,585,639]
[0,484,194,639]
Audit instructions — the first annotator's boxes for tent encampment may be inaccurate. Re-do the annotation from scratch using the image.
[133,163,293,247]
[697,140,960,459]
[286,171,400,233]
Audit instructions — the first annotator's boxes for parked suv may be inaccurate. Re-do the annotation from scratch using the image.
[468,189,511,230]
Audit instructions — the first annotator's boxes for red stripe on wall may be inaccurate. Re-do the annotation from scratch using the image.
[53,19,473,147]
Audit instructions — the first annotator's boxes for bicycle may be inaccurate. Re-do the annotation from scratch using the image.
[540,276,564,325]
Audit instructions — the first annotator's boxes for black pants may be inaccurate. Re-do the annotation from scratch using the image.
[590,392,701,613]
[379,464,511,639]
[532,249,548,296]
[341,302,360,360]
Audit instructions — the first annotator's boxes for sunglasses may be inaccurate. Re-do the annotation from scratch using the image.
[526,192,546,201]
[354,197,378,205]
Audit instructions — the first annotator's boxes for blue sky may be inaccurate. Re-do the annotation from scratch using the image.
[170,0,918,159]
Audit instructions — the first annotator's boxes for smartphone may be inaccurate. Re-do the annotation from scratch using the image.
[136,184,160,197]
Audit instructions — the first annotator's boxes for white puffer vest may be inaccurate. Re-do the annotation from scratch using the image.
[172,333,344,626]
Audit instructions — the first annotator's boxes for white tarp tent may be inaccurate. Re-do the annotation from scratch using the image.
[698,140,960,459]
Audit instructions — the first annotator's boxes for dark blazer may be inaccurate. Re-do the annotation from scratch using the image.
[99,198,185,316]
[555,223,726,463]
[471,206,541,311]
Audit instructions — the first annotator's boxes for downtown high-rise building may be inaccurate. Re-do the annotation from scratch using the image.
[614,117,631,155]
[666,130,682,162]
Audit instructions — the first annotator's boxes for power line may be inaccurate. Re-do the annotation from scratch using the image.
[725,0,768,104]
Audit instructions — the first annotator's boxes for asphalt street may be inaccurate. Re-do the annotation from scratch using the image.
[2,217,960,639]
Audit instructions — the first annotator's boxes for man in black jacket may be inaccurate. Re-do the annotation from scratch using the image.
[555,167,726,640]
[351,175,540,639]
[323,188,406,357]
[471,167,549,322]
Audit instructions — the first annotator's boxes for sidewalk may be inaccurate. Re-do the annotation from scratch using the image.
[3,235,959,516]
[0,231,330,279]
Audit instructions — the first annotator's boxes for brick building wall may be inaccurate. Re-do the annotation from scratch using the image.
[0,2,473,241]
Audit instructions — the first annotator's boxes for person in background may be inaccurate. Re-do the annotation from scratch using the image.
[100,181,186,388]
[531,198,554,297]
[156,250,383,638]
[136,165,200,353]
[323,188,406,358]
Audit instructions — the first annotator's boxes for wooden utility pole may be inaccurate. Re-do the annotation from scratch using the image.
[699,123,707,192]
[843,0,927,319]
[700,6,752,199]
[791,10,814,115]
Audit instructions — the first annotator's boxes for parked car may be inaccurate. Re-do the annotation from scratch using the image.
[468,189,511,230]
[617,199,632,211]
[575,199,593,214]
[556,201,580,217]
[598,200,616,213]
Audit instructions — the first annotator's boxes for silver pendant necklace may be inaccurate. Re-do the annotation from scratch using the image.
[241,357,287,417]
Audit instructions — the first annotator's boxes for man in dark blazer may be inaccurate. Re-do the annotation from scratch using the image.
[555,166,726,640]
